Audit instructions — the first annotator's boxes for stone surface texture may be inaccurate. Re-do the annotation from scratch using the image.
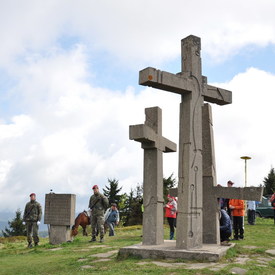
[119,241,235,262]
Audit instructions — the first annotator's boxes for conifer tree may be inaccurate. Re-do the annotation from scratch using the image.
[263,167,275,196]
[1,209,26,237]
[163,173,177,202]
[103,178,123,204]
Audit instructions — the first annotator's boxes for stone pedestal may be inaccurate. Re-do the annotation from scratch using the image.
[119,241,235,262]
[44,193,76,244]
[48,225,72,244]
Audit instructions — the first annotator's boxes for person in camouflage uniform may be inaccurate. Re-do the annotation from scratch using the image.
[23,193,42,248]
[89,185,109,242]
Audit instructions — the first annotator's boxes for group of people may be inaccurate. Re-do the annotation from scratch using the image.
[219,180,245,243]
[22,182,275,247]
[219,180,275,243]
[162,180,244,243]
[22,185,120,247]
[163,180,275,244]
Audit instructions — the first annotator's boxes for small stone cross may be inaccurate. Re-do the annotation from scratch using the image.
[129,106,176,245]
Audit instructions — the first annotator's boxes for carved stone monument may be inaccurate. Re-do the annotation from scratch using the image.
[44,193,76,244]
[129,106,176,245]
[119,35,263,261]
[139,35,232,250]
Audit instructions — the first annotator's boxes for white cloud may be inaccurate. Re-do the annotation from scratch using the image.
[212,67,275,187]
[0,44,179,212]
[1,1,275,214]
[1,0,275,69]
[0,115,33,140]
[2,54,274,212]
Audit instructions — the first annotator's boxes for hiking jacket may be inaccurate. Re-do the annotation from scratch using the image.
[89,193,109,216]
[164,200,177,218]
[220,209,232,234]
[104,208,120,223]
[229,199,244,216]
[23,200,42,222]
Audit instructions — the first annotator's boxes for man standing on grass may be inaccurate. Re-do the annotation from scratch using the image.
[247,200,256,225]
[23,193,42,248]
[229,199,245,240]
[89,185,109,242]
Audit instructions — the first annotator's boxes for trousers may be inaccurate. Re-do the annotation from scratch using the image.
[91,214,105,238]
[232,216,244,239]
[26,222,39,244]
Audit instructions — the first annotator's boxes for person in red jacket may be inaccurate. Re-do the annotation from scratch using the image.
[229,199,245,240]
[164,195,177,240]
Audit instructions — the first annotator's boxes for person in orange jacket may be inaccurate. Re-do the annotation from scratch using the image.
[229,199,245,240]
[164,195,177,240]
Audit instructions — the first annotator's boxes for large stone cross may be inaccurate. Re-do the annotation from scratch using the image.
[139,35,232,249]
[130,106,176,245]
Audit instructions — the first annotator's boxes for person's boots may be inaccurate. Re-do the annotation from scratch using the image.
[28,242,33,248]
[169,232,174,240]
[89,236,96,242]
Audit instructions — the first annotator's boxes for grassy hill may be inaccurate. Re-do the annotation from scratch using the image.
[0,218,274,275]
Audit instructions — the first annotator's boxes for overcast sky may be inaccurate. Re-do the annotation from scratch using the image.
[1,0,275,214]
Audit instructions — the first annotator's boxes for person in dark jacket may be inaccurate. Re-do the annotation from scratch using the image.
[23,193,42,248]
[220,209,232,243]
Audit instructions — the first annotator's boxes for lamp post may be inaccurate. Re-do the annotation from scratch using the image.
[240,156,251,187]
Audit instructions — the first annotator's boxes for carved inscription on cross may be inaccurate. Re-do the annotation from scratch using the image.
[170,103,263,244]
[129,106,176,245]
[139,35,232,249]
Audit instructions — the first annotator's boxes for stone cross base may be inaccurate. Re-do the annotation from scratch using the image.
[48,225,72,245]
[119,241,235,262]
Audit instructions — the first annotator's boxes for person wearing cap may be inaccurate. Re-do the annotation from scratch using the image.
[104,203,120,236]
[88,185,109,242]
[164,195,177,240]
[23,193,42,248]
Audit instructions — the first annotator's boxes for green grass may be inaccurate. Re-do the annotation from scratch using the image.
[0,219,274,275]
